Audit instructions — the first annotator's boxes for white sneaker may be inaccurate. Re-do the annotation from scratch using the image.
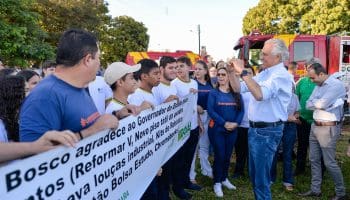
[222,178,236,190]
[213,183,223,197]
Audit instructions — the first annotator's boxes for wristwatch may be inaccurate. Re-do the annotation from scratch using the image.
[240,69,249,78]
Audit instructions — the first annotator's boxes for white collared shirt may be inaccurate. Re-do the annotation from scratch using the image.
[307,76,346,121]
[241,63,293,122]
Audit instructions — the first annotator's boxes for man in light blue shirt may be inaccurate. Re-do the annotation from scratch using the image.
[229,38,293,200]
[299,63,346,200]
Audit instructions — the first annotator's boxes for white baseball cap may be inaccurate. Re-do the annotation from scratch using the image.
[104,62,141,85]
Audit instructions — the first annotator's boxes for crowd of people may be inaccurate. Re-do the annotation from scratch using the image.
[0,28,350,200]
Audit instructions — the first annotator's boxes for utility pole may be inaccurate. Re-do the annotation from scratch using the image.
[197,24,201,55]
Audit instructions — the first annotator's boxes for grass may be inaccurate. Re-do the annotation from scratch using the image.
[169,124,350,200]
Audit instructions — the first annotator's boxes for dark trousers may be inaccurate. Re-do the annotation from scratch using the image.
[296,117,311,172]
[172,127,200,191]
[234,127,249,176]
[209,129,237,183]
[157,158,173,200]
[141,177,158,200]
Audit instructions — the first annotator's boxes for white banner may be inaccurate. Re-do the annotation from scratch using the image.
[0,94,195,200]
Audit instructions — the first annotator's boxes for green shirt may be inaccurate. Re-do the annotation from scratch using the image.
[295,77,316,124]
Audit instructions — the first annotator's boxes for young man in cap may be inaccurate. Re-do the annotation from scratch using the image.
[104,62,141,118]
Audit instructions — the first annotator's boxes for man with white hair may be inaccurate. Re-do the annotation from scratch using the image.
[229,38,293,200]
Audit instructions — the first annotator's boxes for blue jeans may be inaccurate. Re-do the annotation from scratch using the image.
[209,128,237,183]
[248,125,283,200]
[271,122,296,185]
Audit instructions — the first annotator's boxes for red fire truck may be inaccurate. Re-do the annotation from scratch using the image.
[234,31,350,84]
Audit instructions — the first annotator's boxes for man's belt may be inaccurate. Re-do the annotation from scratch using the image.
[249,120,283,128]
[314,121,341,126]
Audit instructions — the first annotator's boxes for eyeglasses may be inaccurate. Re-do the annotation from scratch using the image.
[217,73,227,77]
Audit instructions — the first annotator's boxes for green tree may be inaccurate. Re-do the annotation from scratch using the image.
[242,0,310,35]
[33,1,149,67]
[300,0,350,34]
[33,0,110,47]
[242,0,349,35]
[0,0,149,67]
[0,0,54,67]
[99,16,149,67]
[242,0,281,35]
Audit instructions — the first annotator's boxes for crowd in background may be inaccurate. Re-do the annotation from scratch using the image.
[0,29,350,200]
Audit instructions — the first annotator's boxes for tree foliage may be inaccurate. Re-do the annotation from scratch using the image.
[0,0,149,67]
[32,0,111,47]
[31,0,149,67]
[0,0,54,67]
[100,16,149,66]
[242,0,280,35]
[300,0,350,34]
[242,0,350,35]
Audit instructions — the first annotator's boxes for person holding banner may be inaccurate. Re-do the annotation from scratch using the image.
[128,59,161,110]
[152,56,179,105]
[152,56,179,200]
[19,29,118,142]
[207,67,244,197]
[127,58,162,200]
[0,130,78,163]
[171,56,202,199]
[104,61,141,118]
